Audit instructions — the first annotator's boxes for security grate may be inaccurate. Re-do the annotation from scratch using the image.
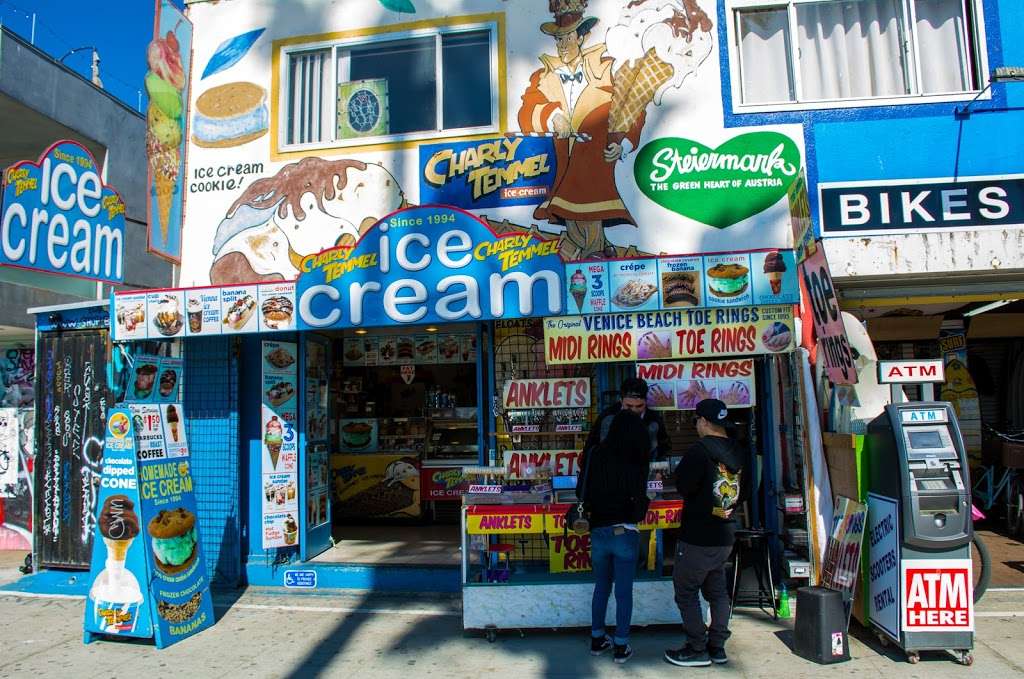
[183,336,241,587]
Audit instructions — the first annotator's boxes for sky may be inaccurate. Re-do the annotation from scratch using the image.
[0,0,182,111]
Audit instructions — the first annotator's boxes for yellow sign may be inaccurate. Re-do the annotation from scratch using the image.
[549,532,591,573]
[544,306,795,365]
[466,510,545,535]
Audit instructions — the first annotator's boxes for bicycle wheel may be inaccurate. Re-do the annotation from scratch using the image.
[1006,475,1024,536]
[972,534,990,604]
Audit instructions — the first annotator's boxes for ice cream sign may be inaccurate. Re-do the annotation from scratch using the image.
[0,140,125,283]
[296,206,565,330]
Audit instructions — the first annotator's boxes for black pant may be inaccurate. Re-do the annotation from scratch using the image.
[673,541,733,652]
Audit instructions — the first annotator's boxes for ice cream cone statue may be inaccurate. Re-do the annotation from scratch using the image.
[145,23,186,244]
[606,0,714,137]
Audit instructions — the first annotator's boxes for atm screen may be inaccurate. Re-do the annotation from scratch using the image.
[908,430,945,449]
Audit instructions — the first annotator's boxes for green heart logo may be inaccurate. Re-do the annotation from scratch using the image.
[634,132,801,228]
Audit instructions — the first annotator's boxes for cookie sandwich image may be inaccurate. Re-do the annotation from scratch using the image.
[148,507,198,575]
[191,81,269,148]
[706,263,750,298]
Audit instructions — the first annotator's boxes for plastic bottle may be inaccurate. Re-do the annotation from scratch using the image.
[777,584,791,619]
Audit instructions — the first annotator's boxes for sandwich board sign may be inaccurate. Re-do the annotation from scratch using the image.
[83,405,215,648]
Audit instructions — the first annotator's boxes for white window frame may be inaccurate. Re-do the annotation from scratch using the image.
[725,0,990,114]
[278,20,500,152]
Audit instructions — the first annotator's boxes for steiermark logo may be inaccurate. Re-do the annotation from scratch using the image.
[634,132,800,228]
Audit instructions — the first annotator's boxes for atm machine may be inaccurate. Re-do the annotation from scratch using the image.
[865,402,974,665]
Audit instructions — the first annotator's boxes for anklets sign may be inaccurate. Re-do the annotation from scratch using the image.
[296,206,565,330]
[1,140,126,283]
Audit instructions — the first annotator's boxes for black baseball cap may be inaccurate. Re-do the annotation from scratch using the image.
[620,377,648,400]
[695,399,729,425]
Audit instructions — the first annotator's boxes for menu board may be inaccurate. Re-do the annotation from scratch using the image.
[305,339,330,529]
[83,405,215,648]
[260,341,299,549]
[341,333,476,366]
[636,359,757,410]
[563,250,798,315]
[544,305,795,365]
[112,282,296,341]
[36,330,112,569]
[127,354,184,403]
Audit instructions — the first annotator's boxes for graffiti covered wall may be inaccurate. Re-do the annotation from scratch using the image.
[178,0,805,288]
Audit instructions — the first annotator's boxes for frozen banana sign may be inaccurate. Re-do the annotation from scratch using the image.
[1,140,125,283]
[296,206,564,330]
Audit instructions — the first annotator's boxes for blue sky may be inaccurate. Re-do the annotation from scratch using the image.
[0,0,182,111]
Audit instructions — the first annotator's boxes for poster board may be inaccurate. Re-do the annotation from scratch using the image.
[83,405,215,648]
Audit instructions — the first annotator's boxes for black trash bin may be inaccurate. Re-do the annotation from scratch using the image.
[793,587,850,664]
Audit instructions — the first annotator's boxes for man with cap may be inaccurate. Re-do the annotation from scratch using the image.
[583,376,670,461]
[665,398,748,668]
[517,0,647,259]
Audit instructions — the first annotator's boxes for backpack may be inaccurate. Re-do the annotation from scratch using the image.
[579,414,650,523]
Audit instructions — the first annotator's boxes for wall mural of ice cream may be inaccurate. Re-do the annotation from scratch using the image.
[178,0,806,288]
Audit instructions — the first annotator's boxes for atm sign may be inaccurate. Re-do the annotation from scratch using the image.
[901,559,973,632]
[878,359,946,384]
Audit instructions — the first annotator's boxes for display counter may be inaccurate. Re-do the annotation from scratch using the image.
[460,498,683,635]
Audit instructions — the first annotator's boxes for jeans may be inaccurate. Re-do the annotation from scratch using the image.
[673,541,733,652]
[590,526,640,645]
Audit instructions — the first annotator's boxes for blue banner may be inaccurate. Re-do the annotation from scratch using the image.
[84,405,215,649]
[419,137,555,209]
[1,140,126,283]
[296,206,565,330]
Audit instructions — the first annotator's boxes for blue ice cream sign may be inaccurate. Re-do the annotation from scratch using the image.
[1,140,125,283]
[296,206,565,330]
[419,137,556,209]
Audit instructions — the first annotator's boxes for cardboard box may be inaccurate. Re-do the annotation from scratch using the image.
[822,432,863,504]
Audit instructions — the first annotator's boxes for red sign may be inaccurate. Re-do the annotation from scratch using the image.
[877,359,946,384]
[800,244,857,385]
[901,559,973,631]
[504,450,581,478]
[420,467,468,502]
[501,378,590,410]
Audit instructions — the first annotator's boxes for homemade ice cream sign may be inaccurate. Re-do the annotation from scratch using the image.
[295,206,564,330]
[543,305,795,365]
[637,358,756,410]
[145,0,192,263]
[0,140,125,283]
[565,250,797,314]
[84,405,215,649]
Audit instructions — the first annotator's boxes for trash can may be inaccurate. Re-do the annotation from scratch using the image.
[793,587,850,664]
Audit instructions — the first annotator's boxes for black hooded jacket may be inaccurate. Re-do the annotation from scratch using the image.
[674,435,749,547]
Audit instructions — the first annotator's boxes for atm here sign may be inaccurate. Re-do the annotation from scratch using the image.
[901,559,973,632]
[878,359,946,384]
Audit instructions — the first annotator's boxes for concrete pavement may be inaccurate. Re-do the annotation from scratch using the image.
[1,569,1023,678]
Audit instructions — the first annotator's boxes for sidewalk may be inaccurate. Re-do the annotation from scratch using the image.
[1,578,1022,678]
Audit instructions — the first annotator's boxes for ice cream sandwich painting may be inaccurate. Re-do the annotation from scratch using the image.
[192,82,269,148]
[145,0,192,263]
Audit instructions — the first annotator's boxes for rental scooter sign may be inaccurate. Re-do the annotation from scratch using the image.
[901,559,974,632]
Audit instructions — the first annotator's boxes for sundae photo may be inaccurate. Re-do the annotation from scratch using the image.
[90,495,144,634]
[569,269,587,312]
[283,514,298,545]
[264,416,284,467]
[261,295,294,329]
[116,302,145,333]
[134,363,159,399]
[763,251,788,295]
[147,507,198,575]
[265,381,295,407]
[145,23,187,243]
[153,295,184,336]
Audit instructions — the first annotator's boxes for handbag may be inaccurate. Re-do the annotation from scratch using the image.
[565,443,595,535]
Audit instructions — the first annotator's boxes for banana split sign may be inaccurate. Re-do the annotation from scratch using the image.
[296,205,564,330]
[1,140,126,283]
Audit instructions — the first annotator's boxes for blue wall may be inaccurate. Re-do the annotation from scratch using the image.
[718,0,1023,230]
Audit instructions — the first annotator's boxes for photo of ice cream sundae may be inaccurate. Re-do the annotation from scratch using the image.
[762,251,788,295]
[569,268,587,312]
[116,302,145,333]
[283,514,298,545]
[134,363,159,399]
[89,495,144,634]
[153,295,184,336]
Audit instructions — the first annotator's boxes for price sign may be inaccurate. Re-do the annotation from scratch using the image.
[800,244,857,385]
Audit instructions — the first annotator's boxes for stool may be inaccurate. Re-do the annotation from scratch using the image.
[730,529,777,619]
[793,587,850,664]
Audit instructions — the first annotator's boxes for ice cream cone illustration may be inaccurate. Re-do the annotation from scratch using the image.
[103,536,134,561]
[763,251,787,295]
[165,404,180,442]
[569,268,587,312]
[264,416,284,468]
[609,49,674,135]
[145,25,185,244]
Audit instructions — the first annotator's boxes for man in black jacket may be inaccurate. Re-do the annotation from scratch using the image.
[665,399,749,668]
[584,377,671,461]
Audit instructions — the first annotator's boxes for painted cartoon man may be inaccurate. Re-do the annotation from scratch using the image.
[518,0,646,259]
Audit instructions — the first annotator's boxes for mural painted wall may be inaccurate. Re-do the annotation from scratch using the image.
[178,0,805,288]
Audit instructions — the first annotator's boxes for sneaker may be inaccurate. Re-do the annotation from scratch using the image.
[664,646,711,667]
[590,634,613,656]
[614,644,634,664]
[708,647,728,665]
